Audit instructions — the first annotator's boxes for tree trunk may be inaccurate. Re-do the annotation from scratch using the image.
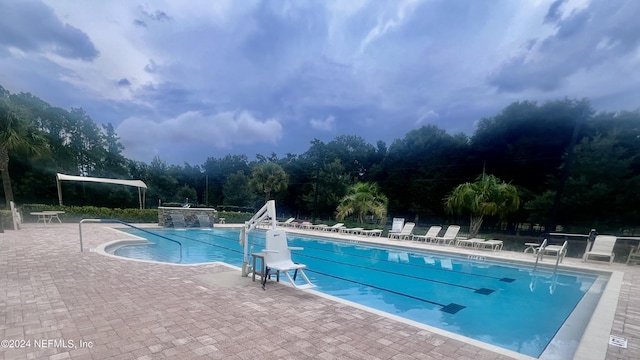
[0,167,13,209]
[0,145,13,209]
[469,215,484,237]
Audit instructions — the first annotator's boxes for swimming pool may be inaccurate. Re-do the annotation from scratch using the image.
[113,228,606,358]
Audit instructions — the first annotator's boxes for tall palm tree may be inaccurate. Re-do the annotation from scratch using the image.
[0,98,49,208]
[336,182,388,224]
[248,162,289,202]
[444,173,520,237]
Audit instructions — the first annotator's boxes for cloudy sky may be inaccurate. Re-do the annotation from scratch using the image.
[1,0,639,165]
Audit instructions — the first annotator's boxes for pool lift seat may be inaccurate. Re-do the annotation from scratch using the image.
[261,229,315,290]
[240,200,314,290]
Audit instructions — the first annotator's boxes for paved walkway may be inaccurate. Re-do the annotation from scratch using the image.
[0,223,637,360]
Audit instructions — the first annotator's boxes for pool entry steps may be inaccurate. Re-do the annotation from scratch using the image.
[240,200,315,290]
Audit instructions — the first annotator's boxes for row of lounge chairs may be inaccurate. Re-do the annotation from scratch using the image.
[277,218,384,237]
[389,223,505,251]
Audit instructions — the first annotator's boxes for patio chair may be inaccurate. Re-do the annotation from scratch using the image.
[433,225,460,245]
[412,226,442,242]
[583,235,617,264]
[627,244,640,265]
[261,229,315,290]
[388,222,415,240]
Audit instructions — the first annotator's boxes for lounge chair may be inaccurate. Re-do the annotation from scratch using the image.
[296,221,313,229]
[196,214,213,228]
[310,223,329,231]
[388,222,415,240]
[276,217,296,227]
[538,240,568,263]
[323,223,345,232]
[339,227,364,235]
[412,226,442,242]
[433,225,460,245]
[476,239,503,251]
[361,229,383,237]
[261,229,314,290]
[583,235,617,264]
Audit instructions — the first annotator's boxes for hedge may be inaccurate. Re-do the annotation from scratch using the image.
[17,204,255,225]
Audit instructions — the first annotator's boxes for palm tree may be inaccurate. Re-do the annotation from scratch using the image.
[336,182,388,224]
[249,162,289,202]
[444,173,520,237]
[0,97,49,208]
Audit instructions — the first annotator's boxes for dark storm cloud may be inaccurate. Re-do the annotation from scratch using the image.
[544,0,566,24]
[0,0,98,61]
[489,0,640,93]
[1,0,638,165]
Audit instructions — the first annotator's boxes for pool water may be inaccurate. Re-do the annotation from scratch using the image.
[114,228,605,358]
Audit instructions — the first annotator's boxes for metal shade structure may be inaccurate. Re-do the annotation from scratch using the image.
[56,173,147,209]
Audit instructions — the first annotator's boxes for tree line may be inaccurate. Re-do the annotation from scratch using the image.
[2,84,639,233]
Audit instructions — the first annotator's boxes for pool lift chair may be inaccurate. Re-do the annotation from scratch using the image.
[240,200,314,290]
[261,229,315,290]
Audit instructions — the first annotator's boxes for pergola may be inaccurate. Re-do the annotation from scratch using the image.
[56,173,148,209]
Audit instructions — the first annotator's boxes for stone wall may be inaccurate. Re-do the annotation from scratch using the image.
[158,207,218,227]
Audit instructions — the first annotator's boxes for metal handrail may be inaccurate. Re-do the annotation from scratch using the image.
[79,219,183,261]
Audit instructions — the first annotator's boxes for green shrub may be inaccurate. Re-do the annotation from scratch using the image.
[18,204,257,224]
[0,210,14,230]
[21,204,158,223]
[216,211,253,224]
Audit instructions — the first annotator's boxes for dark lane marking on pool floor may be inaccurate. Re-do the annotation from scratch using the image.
[297,253,496,295]
[307,269,467,314]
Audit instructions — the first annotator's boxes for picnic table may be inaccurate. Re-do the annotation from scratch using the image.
[31,211,65,224]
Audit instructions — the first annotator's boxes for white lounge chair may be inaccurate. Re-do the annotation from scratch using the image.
[538,240,568,263]
[277,217,296,227]
[323,223,344,232]
[476,239,503,251]
[388,222,415,240]
[361,229,383,237]
[583,235,616,264]
[261,229,314,290]
[433,225,460,245]
[339,227,364,235]
[412,226,442,242]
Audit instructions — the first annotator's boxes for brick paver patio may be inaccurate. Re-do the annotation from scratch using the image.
[0,223,638,360]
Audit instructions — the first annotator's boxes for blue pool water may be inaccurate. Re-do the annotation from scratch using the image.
[114,228,604,358]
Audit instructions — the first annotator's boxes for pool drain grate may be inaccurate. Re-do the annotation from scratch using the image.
[440,303,465,314]
[500,277,515,283]
[474,288,495,295]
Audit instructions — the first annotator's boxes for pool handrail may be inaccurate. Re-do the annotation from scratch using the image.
[78,219,183,261]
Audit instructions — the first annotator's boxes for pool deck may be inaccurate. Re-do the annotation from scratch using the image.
[0,223,637,360]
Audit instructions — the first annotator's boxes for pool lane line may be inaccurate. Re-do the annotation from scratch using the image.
[139,230,504,290]
[195,231,514,283]
[295,252,495,294]
[306,269,466,314]
[285,241,514,283]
